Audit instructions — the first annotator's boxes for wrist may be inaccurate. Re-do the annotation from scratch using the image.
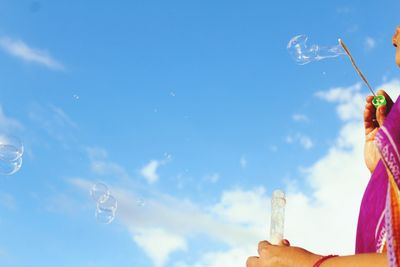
[312,255,339,267]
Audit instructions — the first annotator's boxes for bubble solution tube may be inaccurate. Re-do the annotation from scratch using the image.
[270,190,286,245]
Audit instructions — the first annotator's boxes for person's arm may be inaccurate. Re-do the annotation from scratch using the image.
[321,253,387,267]
[246,241,388,267]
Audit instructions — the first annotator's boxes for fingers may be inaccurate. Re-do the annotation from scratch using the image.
[257,239,290,257]
[375,90,393,127]
[280,239,291,246]
[258,240,271,256]
[250,240,290,266]
[364,90,393,136]
[246,256,259,267]
[376,105,387,127]
[364,96,377,136]
[377,89,394,107]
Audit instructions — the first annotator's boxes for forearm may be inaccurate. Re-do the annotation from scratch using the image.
[320,253,387,267]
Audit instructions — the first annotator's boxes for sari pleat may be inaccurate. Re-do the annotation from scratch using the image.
[375,96,400,266]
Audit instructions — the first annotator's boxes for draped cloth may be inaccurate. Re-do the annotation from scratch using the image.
[356,96,400,266]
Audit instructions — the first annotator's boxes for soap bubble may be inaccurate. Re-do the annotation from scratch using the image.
[287,35,345,65]
[95,195,117,224]
[163,152,172,161]
[0,157,22,175]
[90,182,118,224]
[0,135,24,162]
[90,183,110,203]
[0,135,24,176]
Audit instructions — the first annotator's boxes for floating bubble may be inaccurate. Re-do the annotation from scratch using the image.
[287,35,345,65]
[0,157,22,175]
[163,152,172,161]
[0,135,24,162]
[170,91,176,97]
[95,194,117,224]
[90,183,110,203]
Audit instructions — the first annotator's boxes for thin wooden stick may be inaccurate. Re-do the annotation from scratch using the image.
[338,38,376,96]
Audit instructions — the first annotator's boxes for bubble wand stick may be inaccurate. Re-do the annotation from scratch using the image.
[338,39,386,108]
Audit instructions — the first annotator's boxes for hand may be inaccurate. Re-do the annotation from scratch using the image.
[246,240,321,267]
[364,90,393,173]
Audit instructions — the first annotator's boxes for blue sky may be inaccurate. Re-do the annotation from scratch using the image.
[0,1,399,266]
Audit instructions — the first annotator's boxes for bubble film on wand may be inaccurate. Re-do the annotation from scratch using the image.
[287,35,386,109]
[287,35,345,65]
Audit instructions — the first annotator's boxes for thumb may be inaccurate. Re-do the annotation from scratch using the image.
[376,104,387,127]
[278,239,290,246]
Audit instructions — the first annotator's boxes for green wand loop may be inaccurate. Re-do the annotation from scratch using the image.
[338,39,386,108]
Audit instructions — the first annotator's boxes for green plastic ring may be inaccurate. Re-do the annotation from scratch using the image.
[372,95,387,108]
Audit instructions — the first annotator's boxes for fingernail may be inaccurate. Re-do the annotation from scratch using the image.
[380,106,386,114]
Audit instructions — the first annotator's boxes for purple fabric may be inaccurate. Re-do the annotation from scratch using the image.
[375,96,400,267]
[355,96,400,255]
[355,160,388,253]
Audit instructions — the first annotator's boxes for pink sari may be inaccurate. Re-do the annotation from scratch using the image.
[356,96,400,266]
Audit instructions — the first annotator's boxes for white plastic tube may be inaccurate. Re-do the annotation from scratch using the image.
[270,190,286,245]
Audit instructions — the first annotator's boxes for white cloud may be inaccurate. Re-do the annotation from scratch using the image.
[84,146,131,180]
[28,104,78,147]
[133,228,187,267]
[316,80,400,122]
[315,83,364,121]
[210,187,268,226]
[286,133,314,149]
[179,80,400,266]
[91,160,130,179]
[175,247,253,267]
[114,187,260,246]
[292,113,310,123]
[379,79,400,98]
[0,106,23,132]
[140,155,172,184]
[44,193,85,215]
[86,147,108,161]
[365,37,376,51]
[0,36,64,70]
[71,80,400,267]
[50,105,77,129]
[287,79,400,255]
[140,160,161,184]
[299,135,313,149]
[315,83,360,103]
[70,178,263,267]
[204,173,220,183]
